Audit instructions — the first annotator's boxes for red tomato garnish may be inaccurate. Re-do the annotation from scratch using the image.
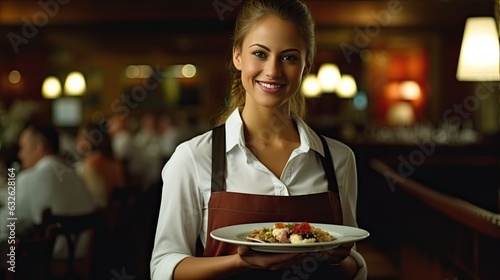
[291,222,312,234]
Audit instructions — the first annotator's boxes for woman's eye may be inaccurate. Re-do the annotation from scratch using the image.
[253,51,266,58]
[282,55,298,61]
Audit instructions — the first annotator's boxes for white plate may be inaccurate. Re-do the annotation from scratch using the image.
[210,222,369,253]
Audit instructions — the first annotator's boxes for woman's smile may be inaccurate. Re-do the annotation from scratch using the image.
[257,81,286,94]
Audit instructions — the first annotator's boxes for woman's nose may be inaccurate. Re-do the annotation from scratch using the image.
[265,58,282,79]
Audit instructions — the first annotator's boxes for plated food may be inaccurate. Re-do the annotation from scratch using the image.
[211,222,369,253]
[247,222,335,244]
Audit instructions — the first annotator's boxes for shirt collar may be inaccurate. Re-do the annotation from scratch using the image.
[293,115,325,156]
[225,108,245,153]
[224,108,325,156]
[34,155,60,169]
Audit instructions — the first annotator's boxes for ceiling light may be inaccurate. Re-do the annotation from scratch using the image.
[42,76,62,99]
[301,74,322,98]
[336,75,357,98]
[317,63,341,93]
[64,71,86,96]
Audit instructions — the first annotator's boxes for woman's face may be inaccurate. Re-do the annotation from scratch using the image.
[233,15,307,112]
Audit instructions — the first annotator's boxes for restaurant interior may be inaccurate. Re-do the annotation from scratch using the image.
[0,0,499,279]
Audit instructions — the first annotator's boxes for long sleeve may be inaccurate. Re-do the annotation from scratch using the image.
[150,143,205,280]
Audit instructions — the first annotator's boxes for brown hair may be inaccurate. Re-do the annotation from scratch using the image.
[216,0,316,125]
[79,123,114,158]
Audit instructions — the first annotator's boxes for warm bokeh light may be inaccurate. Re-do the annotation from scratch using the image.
[125,65,153,78]
[399,80,421,100]
[457,17,500,81]
[317,63,340,93]
[181,64,196,78]
[8,70,21,84]
[360,50,372,62]
[387,102,415,126]
[384,82,400,100]
[301,74,321,98]
[42,76,62,99]
[64,71,86,96]
[336,75,357,98]
[125,65,140,78]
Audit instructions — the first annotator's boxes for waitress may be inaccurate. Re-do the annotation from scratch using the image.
[150,0,367,279]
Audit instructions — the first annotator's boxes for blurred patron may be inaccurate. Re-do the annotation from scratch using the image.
[75,123,126,208]
[0,124,96,258]
[129,113,163,191]
[108,114,133,162]
[157,113,181,162]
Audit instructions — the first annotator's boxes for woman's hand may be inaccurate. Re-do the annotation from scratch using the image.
[311,242,357,279]
[322,242,354,265]
[237,245,306,270]
[236,242,357,279]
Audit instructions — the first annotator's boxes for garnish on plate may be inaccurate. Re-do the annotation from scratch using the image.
[246,222,335,244]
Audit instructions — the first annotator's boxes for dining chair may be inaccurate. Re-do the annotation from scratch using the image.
[42,209,100,280]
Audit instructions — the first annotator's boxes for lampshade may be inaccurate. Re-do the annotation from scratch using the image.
[336,74,357,98]
[456,17,500,81]
[42,76,62,99]
[301,74,322,98]
[64,71,86,96]
[317,63,341,92]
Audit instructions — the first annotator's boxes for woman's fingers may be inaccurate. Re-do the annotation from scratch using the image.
[237,246,303,270]
[237,242,355,270]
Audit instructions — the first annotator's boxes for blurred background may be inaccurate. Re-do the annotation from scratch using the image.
[0,0,499,279]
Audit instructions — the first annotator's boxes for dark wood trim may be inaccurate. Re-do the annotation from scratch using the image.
[370,158,500,238]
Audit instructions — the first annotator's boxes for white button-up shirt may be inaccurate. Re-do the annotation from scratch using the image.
[0,155,96,258]
[151,108,366,280]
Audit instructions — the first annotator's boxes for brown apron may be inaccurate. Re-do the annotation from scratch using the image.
[204,125,345,279]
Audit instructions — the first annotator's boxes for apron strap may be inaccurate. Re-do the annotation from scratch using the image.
[211,124,226,192]
[211,125,340,194]
[318,135,340,193]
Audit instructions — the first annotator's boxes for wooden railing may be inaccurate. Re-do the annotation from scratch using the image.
[370,158,500,280]
[370,159,500,238]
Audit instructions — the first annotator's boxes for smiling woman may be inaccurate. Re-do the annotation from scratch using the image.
[150,1,367,280]
[1,0,499,279]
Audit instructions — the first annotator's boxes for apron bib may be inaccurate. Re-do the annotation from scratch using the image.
[204,125,346,279]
